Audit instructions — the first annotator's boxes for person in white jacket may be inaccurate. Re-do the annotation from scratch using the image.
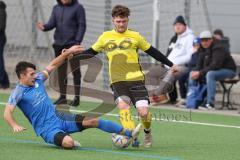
[167,19,194,65]
[147,15,194,105]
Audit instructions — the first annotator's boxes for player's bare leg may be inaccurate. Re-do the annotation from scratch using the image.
[116,97,140,147]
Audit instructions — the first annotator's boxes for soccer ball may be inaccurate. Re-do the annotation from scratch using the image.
[111,134,131,149]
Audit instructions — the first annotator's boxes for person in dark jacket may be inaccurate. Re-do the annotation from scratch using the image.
[37,0,86,106]
[0,1,10,89]
[213,29,230,53]
[189,31,236,109]
[177,37,201,106]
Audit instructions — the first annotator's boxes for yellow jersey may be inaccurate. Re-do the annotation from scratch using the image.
[92,29,151,84]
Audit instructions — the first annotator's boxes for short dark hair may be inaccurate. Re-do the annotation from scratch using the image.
[15,61,36,79]
[111,5,130,18]
[213,29,224,37]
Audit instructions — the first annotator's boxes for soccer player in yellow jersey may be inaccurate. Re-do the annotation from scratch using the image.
[79,5,177,148]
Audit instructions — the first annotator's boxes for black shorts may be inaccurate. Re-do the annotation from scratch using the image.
[111,81,149,106]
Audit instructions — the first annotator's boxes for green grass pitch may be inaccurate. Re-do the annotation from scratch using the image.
[0,93,240,160]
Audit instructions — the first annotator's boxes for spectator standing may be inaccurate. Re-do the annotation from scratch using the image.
[0,1,9,89]
[37,0,86,106]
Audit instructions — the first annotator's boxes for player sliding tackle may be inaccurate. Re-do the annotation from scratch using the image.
[75,5,178,148]
[3,45,141,149]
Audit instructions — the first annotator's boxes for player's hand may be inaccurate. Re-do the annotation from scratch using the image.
[191,71,200,80]
[36,22,45,31]
[68,45,84,54]
[12,125,26,133]
[62,45,84,58]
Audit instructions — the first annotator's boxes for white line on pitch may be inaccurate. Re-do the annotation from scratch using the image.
[69,109,240,129]
[1,101,240,129]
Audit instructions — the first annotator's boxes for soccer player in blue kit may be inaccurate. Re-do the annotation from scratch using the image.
[3,45,141,149]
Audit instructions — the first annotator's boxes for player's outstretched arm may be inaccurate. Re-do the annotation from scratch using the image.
[145,46,173,67]
[68,47,99,63]
[145,46,178,73]
[4,104,26,133]
[75,47,98,58]
[45,45,84,73]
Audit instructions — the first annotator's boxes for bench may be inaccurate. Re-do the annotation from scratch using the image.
[220,77,239,109]
[219,53,240,110]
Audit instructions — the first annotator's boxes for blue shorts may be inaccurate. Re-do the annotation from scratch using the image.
[40,115,85,145]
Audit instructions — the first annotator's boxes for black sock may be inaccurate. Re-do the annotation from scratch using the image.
[74,96,80,100]
[144,129,151,134]
[60,95,66,99]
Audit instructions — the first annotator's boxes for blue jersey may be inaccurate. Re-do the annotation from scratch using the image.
[8,72,59,136]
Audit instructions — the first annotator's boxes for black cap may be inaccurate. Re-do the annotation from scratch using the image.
[173,15,186,26]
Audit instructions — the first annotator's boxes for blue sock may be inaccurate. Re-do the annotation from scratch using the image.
[97,119,122,133]
[123,129,132,138]
[97,119,132,138]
